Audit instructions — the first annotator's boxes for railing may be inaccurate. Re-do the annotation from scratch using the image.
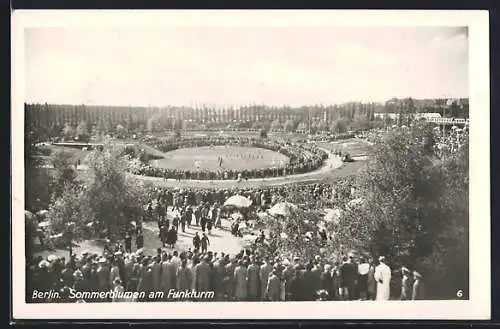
[425,117,469,125]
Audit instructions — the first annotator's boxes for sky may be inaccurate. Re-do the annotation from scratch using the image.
[24,26,468,107]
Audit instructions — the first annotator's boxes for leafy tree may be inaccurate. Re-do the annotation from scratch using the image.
[115,124,127,138]
[174,129,182,140]
[47,184,85,258]
[332,122,468,298]
[330,120,349,134]
[62,123,76,141]
[259,129,268,139]
[25,131,51,211]
[51,150,77,197]
[419,138,469,298]
[79,147,146,242]
[284,119,296,132]
[75,121,90,142]
[270,119,282,131]
[265,208,327,261]
[296,121,308,132]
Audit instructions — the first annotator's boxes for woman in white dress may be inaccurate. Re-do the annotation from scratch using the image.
[374,256,392,301]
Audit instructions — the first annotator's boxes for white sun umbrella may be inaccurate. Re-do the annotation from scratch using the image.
[323,208,343,223]
[47,254,59,262]
[451,125,458,130]
[242,234,256,243]
[224,195,253,208]
[36,209,49,218]
[280,232,289,239]
[268,202,298,217]
[347,198,366,208]
[38,221,51,228]
[49,232,63,239]
[238,221,248,229]
[25,210,35,221]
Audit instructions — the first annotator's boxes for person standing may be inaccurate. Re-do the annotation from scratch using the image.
[151,255,161,292]
[172,216,179,233]
[247,257,261,301]
[234,260,248,301]
[194,207,201,226]
[136,231,144,251]
[96,258,110,296]
[109,259,121,289]
[112,278,125,302]
[374,256,392,301]
[124,232,132,253]
[176,258,193,291]
[161,254,175,297]
[159,225,167,247]
[357,257,370,300]
[186,206,193,227]
[338,257,351,300]
[367,257,377,300]
[259,257,273,299]
[224,257,237,300]
[194,256,212,293]
[207,218,213,235]
[200,215,207,233]
[266,269,282,301]
[201,233,210,254]
[166,226,177,249]
[215,207,222,229]
[411,271,425,300]
[400,267,412,300]
[320,264,334,300]
[193,232,201,251]
[180,212,187,233]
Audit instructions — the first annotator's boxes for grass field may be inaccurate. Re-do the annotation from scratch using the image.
[151,146,289,171]
[38,145,92,165]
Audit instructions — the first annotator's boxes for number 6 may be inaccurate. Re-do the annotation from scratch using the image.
[457,290,463,298]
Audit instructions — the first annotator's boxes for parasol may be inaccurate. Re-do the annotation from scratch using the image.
[25,210,36,221]
[47,254,59,262]
[323,208,343,223]
[38,260,50,268]
[347,198,366,209]
[242,234,257,243]
[49,233,63,239]
[36,209,49,218]
[224,195,253,208]
[38,221,51,228]
[268,202,297,217]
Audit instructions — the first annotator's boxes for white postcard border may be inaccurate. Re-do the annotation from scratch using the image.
[11,10,490,320]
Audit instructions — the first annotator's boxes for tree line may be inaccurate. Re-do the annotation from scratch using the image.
[24,98,468,141]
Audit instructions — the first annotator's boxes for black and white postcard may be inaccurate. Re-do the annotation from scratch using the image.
[11,10,490,320]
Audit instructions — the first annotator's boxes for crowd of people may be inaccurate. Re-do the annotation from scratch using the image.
[27,235,425,303]
[28,125,455,304]
[433,125,469,159]
[27,172,430,304]
[129,137,328,180]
